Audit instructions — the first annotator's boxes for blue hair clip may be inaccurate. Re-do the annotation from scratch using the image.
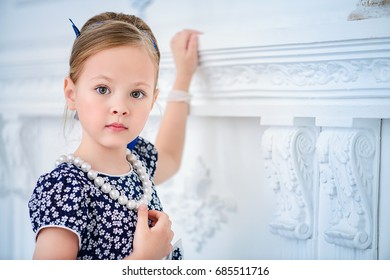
[141,30,157,51]
[69,18,80,38]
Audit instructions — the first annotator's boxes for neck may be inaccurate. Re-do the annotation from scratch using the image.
[74,143,130,175]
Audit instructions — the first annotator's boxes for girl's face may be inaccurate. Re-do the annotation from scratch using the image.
[65,45,158,151]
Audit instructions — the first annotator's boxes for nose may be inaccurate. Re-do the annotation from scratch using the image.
[111,108,128,116]
[110,99,129,116]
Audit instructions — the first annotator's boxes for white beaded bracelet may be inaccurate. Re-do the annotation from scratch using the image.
[166,90,191,104]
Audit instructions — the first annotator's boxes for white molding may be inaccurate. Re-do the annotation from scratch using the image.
[2,36,389,119]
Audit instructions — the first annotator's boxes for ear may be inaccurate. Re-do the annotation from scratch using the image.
[64,76,77,110]
[151,88,159,109]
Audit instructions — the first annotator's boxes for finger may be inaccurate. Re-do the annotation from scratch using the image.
[187,33,199,53]
[180,29,203,35]
[136,204,149,228]
[146,210,161,227]
[171,29,201,49]
[148,210,171,227]
[147,209,164,220]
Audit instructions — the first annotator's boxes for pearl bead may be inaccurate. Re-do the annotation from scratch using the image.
[94,176,104,187]
[73,157,83,167]
[139,174,147,182]
[142,194,152,202]
[144,181,152,188]
[56,148,152,211]
[140,196,149,205]
[143,187,151,194]
[81,162,91,172]
[87,170,98,180]
[118,195,128,205]
[138,167,147,175]
[133,161,142,169]
[67,154,75,163]
[109,189,120,200]
[127,154,137,162]
[126,200,137,210]
[58,155,67,163]
[101,183,111,193]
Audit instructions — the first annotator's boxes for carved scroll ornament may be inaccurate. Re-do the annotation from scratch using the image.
[262,127,316,240]
[317,129,376,250]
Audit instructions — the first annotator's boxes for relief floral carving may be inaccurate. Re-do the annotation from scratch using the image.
[0,117,37,198]
[266,62,361,86]
[317,129,376,250]
[159,157,236,252]
[194,59,389,93]
[371,59,390,82]
[262,127,316,240]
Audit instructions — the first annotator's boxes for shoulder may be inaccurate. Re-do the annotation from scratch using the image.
[132,136,158,178]
[29,163,90,245]
[37,163,88,188]
[31,163,90,203]
[133,136,157,156]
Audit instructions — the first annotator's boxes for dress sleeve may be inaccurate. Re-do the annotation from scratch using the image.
[28,166,88,248]
[133,136,158,180]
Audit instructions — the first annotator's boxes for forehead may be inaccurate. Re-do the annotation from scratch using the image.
[79,45,156,83]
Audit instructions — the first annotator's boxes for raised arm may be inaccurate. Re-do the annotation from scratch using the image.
[154,29,200,185]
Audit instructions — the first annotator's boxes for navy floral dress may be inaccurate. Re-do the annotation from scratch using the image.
[28,137,182,260]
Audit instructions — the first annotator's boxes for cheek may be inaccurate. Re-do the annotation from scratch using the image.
[75,96,104,123]
[134,106,152,127]
[140,106,152,121]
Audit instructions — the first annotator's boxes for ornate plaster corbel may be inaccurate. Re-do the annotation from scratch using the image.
[317,128,376,249]
[262,127,317,240]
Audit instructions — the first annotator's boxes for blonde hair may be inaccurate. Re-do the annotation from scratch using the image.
[64,12,160,134]
[69,12,160,85]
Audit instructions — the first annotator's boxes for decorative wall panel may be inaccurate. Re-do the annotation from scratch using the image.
[0,0,389,260]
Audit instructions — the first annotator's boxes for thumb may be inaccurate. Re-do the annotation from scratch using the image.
[136,204,149,229]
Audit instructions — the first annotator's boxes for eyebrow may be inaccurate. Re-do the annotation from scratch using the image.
[90,75,113,83]
[91,75,153,89]
[132,81,153,89]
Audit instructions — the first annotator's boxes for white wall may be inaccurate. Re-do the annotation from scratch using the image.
[0,0,389,260]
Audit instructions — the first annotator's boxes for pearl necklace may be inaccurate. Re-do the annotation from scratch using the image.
[54,149,153,210]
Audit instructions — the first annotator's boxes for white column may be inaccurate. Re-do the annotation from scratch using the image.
[0,116,37,259]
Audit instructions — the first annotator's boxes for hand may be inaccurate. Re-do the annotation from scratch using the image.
[171,29,201,90]
[129,204,174,260]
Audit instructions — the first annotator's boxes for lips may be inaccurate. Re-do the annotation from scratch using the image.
[106,122,128,131]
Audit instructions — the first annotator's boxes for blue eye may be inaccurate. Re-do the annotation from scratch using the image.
[131,90,145,99]
[96,86,110,95]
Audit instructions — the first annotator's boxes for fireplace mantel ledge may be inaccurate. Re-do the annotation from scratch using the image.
[0,19,389,122]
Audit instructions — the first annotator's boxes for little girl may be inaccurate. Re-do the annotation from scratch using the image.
[28,12,199,260]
